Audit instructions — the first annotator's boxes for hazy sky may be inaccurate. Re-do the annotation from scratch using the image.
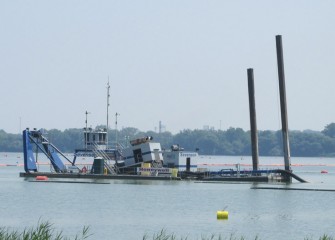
[1,1,334,134]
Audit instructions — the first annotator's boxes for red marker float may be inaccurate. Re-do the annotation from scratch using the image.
[35,176,49,181]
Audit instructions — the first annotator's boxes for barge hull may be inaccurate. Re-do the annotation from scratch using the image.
[20,172,271,182]
[202,176,269,182]
[20,172,181,180]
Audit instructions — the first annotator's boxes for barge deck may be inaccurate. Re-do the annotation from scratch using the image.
[20,172,182,181]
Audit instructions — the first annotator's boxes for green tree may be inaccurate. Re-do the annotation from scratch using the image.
[322,123,335,138]
[258,130,281,156]
[3,122,335,157]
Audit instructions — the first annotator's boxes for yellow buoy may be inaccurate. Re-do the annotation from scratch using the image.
[217,210,229,220]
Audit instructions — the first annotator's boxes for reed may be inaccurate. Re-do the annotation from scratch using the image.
[143,230,334,240]
[1,223,333,240]
[142,230,258,240]
[0,220,91,240]
[305,236,335,240]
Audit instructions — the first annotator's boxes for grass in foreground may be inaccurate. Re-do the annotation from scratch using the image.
[0,220,91,240]
[143,229,335,240]
[142,230,259,240]
[1,223,333,240]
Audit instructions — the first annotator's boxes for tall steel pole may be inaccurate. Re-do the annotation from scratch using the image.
[115,112,119,149]
[106,80,110,148]
[275,35,292,174]
[247,68,259,171]
[85,111,90,151]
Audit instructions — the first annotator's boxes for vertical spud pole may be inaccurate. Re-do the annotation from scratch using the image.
[247,68,259,172]
[276,35,292,178]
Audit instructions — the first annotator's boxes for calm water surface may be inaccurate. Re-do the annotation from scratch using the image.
[1,153,335,239]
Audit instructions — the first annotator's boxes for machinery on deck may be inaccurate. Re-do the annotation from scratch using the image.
[23,128,79,173]
[23,128,119,175]
[22,128,166,176]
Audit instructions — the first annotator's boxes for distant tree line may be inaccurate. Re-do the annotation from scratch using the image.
[1,123,335,157]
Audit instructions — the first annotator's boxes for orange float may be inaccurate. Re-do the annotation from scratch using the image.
[35,176,49,181]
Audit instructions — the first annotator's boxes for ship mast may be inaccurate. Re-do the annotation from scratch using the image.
[85,110,90,151]
[106,79,110,149]
[115,112,119,149]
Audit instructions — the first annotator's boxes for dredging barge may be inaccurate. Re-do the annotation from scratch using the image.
[20,128,305,182]
[20,35,311,183]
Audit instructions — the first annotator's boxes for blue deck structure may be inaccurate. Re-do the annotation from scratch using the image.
[23,129,76,173]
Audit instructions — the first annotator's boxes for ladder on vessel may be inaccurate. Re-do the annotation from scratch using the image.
[91,143,118,175]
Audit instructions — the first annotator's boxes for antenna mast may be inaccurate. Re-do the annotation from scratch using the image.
[106,79,110,148]
[115,112,119,149]
[85,110,91,151]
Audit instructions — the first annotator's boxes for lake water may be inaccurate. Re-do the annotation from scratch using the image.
[1,152,335,239]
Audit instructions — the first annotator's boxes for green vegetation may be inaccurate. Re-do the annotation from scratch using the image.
[0,220,91,240]
[142,229,259,240]
[2,123,335,157]
[310,236,335,240]
[142,230,334,240]
[0,223,333,240]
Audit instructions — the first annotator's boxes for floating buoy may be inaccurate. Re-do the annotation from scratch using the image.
[217,210,229,220]
[321,170,328,174]
[35,176,49,181]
